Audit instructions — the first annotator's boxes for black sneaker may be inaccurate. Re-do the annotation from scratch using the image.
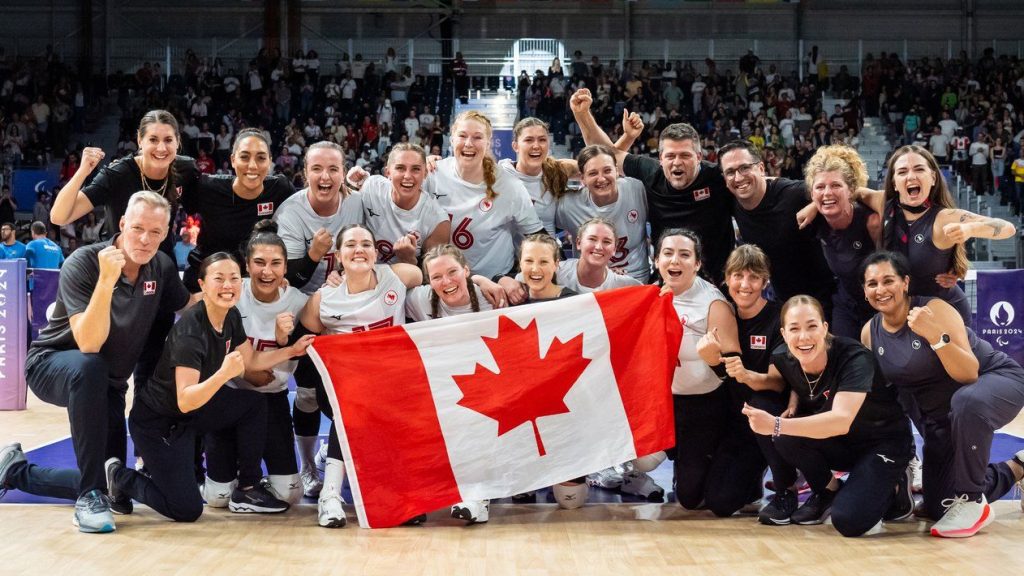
[883,464,914,521]
[402,513,428,526]
[511,491,537,503]
[228,485,290,514]
[791,487,838,525]
[758,489,798,526]
[104,457,133,515]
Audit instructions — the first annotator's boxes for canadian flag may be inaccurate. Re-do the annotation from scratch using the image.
[308,286,681,528]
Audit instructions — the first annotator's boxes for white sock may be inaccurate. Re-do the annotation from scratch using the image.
[267,473,303,505]
[322,458,346,499]
[296,435,319,471]
[202,477,237,508]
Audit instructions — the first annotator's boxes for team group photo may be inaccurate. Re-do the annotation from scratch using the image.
[2,0,1024,573]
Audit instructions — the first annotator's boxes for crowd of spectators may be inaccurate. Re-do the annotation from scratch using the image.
[3,40,1024,264]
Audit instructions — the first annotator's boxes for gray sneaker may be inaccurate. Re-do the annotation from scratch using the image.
[73,489,116,533]
[0,443,27,499]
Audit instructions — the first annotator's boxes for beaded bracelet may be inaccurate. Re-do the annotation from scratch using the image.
[772,416,781,439]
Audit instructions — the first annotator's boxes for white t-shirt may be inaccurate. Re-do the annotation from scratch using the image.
[929,133,951,158]
[405,283,493,321]
[359,175,448,263]
[554,259,642,294]
[274,189,364,294]
[423,157,543,278]
[230,280,308,393]
[318,264,407,334]
[498,158,557,235]
[671,277,728,395]
[555,177,650,281]
[970,142,990,166]
[938,119,959,138]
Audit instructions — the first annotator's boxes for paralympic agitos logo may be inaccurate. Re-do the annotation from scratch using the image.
[981,301,1022,346]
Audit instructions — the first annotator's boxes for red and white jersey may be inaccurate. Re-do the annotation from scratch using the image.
[230,279,309,393]
[318,264,407,334]
[359,175,448,264]
[274,189,364,294]
[423,157,543,278]
[498,158,557,235]
[671,277,728,395]
[555,259,642,294]
[405,283,494,322]
[555,177,650,281]
[951,136,970,152]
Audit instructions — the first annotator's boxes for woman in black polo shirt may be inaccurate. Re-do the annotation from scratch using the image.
[104,253,314,522]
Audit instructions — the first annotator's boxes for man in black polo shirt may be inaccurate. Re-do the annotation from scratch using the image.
[570,88,734,283]
[717,140,835,316]
[0,191,190,533]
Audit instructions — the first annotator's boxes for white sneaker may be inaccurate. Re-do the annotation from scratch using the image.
[314,443,329,475]
[587,466,624,490]
[301,467,323,498]
[450,500,489,524]
[318,493,347,528]
[909,455,923,493]
[620,471,665,502]
[930,494,993,538]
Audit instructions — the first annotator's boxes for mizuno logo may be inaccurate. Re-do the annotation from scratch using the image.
[877,454,894,464]
[367,208,380,217]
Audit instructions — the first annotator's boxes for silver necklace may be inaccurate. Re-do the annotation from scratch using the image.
[802,369,823,398]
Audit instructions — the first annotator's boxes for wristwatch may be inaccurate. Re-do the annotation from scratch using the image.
[930,333,951,351]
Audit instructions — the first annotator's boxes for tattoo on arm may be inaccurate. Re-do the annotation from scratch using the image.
[986,221,1005,237]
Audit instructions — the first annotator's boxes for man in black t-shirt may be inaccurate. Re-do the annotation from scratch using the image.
[571,88,734,283]
[2,192,190,533]
[718,140,835,315]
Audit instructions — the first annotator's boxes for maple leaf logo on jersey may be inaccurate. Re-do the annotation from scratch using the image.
[750,335,766,350]
[257,202,274,216]
[143,280,156,295]
[453,316,591,456]
[627,209,639,223]
[692,187,711,201]
[478,198,494,213]
[383,289,398,306]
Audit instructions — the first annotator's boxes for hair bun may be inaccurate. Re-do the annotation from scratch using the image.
[253,219,278,234]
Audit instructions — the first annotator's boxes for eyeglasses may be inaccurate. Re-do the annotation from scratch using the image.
[723,162,759,180]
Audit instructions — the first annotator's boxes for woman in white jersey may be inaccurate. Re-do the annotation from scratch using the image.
[221,220,310,506]
[273,141,363,500]
[656,228,743,511]
[294,224,422,528]
[555,216,641,294]
[406,244,495,321]
[556,145,650,281]
[421,110,545,294]
[348,143,449,264]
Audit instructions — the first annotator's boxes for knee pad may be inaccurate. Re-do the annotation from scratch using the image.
[202,477,237,508]
[631,451,667,473]
[295,387,319,413]
[552,482,588,510]
[266,473,303,505]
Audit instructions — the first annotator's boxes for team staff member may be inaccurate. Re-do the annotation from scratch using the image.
[421,110,545,287]
[50,110,200,390]
[570,88,733,284]
[1,192,190,533]
[294,224,422,528]
[862,251,1024,538]
[802,145,880,339]
[105,253,315,524]
[182,128,295,291]
[556,145,650,282]
[276,141,362,294]
[742,296,914,537]
[219,221,310,506]
[0,222,26,258]
[657,228,741,511]
[347,143,449,264]
[717,140,835,311]
[697,245,797,525]
[879,145,1015,323]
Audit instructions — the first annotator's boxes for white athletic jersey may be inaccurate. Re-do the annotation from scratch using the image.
[498,158,557,235]
[358,175,448,264]
[229,279,308,393]
[405,283,494,321]
[274,189,364,294]
[555,177,650,281]
[671,277,728,395]
[423,157,543,278]
[555,259,642,294]
[318,264,407,334]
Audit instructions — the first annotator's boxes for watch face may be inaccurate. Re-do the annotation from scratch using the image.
[941,333,951,344]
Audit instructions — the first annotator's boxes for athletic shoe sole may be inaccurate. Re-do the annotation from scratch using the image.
[930,505,994,538]
[793,507,832,526]
[758,516,792,526]
[228,503,288,514]
[319,516,347,528]
[73,514,115,533]
[884,468,915,522]
[450,507,487,524]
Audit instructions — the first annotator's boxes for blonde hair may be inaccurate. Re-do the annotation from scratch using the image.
[577,216,618,242]
[513,117,569,200]
[803,144,868,199]
[780,295,833,344]
[421,243,480,319]
[453,110,499,200]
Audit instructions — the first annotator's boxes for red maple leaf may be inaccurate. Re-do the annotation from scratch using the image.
[453,315,592,457]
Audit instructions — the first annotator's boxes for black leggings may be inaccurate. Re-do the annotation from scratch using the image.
[774,423,914,537]
[263,389,299,475]
[113,386,267,522]
[294,355,342,460]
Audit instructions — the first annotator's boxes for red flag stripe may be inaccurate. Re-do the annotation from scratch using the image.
[595,286,681,457]
[310,328,461,528]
